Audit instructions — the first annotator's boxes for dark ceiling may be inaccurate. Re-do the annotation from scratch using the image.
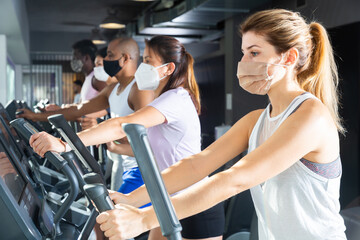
[26,0,159,33]
[25,0,272,56]
[3,0,360,64]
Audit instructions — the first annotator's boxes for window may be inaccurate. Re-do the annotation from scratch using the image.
[6,57,15,103]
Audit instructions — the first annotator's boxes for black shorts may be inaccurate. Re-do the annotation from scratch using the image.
[180,202,225,239]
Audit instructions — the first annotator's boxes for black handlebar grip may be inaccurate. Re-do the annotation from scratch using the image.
[83,184,115,212]
[10,118,37,139]
[83,172,104,185]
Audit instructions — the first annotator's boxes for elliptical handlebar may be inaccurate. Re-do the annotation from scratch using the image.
[10,118,79,234]
[123,123,182,240]
[83,184,115,212]
[47,114,103,177]
[45,114,115,239]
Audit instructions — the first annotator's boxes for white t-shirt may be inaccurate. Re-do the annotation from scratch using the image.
[147,87,201,171]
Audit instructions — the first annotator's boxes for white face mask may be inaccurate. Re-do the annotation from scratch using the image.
[93,66,110,82]
[135,62,170,90]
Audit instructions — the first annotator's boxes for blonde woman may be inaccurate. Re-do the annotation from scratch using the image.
[93,9,347,240]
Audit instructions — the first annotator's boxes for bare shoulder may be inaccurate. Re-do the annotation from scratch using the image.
[247,109,265,135]
[129,82,154,100]
[292,98,335,131]
[129,81,139,95]
[103,82,118,97]
[232,109,265,139]
[286,98,339,163]
[289,98,339,149]
[246,109,264,121]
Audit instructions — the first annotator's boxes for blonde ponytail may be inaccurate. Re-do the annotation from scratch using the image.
[297,22,344,134]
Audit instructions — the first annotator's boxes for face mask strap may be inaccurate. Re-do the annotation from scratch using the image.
[270,53,289,68]
[265,54,288,79]
[158,75,167,81]
[265,64,273,80]
[269,63,287,67]
[154,62,170,69]
[155,63,171,80]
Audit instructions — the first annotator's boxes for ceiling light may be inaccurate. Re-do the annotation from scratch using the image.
[91,28,107,45]
[92,39,107,45]
[100,15,126,29]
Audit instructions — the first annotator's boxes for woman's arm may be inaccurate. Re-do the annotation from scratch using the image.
[114,109,262,207]
[84,109,108,119]
[106,141,134,157]
[29,106,165,157]
[97,100,334,239]
[77,106,165,146]
[28,85,155,157]
[166,101,332,220]
[77,84,156,146]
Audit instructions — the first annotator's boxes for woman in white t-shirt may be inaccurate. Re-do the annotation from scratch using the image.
[29,35,225,240]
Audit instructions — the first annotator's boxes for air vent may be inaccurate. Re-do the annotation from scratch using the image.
[177,1,187,15]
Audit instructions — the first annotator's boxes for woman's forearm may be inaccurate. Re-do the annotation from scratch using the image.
[85,109,108,119]
[128,158,206,207]
[128,151,223,207]
[108,143,135,157]
[171,168,245,220]
[142,167,246,231]
[128,120,250,207]
[78,117,126,147]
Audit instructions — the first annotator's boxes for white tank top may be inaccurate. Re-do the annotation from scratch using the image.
[248,92,346,240]
[108,79,138,171]
[80,71,99,102]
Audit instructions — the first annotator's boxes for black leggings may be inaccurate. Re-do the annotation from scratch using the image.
[180,202,225,239]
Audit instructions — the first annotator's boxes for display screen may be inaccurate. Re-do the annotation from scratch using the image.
[4,100,17,121]
[0,110,20,139]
